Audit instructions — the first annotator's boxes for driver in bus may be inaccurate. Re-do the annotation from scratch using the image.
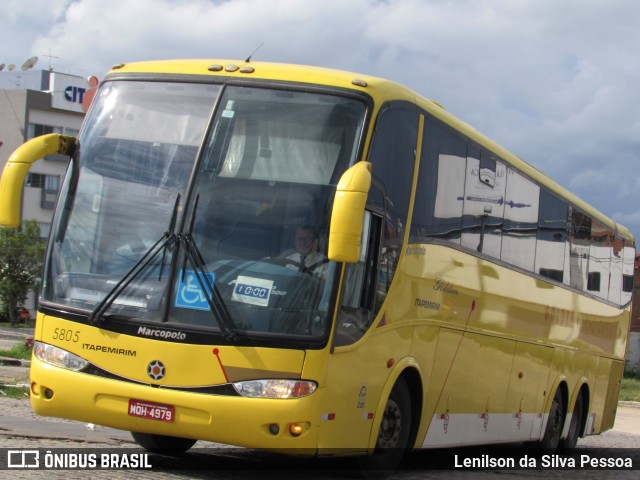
[279,225,329,279]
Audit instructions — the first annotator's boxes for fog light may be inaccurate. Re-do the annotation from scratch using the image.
[289,423,304,437]
[268,424,280,436]
[44,388,54,399]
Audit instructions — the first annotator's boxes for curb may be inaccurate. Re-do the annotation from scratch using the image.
[0,356,30,367]
[0,331,34,341]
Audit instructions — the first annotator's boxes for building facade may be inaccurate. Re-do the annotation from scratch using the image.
[628,254,640,373]
[0,69,87,313]
[0,70,88,238]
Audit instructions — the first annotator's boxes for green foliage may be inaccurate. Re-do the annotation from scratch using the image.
[0,220,45,325]
[0,342,33,360]
[620,376,640,402]
[625,368,640,380]
[0,386,30,400]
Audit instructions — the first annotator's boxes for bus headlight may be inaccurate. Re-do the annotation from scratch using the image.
[232,379,317,399]
[33,341,89,371]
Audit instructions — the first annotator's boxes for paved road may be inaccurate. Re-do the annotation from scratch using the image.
[0,325,32,351]
[0,391,638,479]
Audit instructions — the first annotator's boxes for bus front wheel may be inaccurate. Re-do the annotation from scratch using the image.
[358,376,412,473]
[131,432,197,454]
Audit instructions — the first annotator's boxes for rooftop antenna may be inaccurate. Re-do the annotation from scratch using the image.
[42,50,59,71]
[21,56,39,71]
[245,43,264,63]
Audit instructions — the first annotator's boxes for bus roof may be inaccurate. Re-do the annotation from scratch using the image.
[106,59,634,242]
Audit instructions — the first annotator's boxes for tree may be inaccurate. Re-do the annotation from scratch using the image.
[0,220,45,325]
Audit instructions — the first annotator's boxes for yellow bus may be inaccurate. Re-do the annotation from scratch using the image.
[0,60,634,468]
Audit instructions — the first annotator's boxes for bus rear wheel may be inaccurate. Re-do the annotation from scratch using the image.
[559,393,583,451]
[131,432,197,454]
[358,377,412,474]
[537,389,564,450]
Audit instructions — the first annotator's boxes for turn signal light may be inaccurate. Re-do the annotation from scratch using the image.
[289,423,304,437]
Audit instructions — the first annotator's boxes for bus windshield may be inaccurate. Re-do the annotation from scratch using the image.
[43,80,367,344]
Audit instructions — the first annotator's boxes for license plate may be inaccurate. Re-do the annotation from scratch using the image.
[128,399,175,423]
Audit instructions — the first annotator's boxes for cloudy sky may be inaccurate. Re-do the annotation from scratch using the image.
[2,0,640,240]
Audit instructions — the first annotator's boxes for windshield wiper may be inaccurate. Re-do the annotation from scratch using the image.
[89,195,181,324]
[89,193,238,343]
[179,195,238,342]
[158,194,181,280]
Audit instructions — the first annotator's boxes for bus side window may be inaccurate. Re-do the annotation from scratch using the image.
[533,188,565,282]
[587,219,611,299]
[569,209,591,291]
[461,150,505,258]
[503,168,539,271]
[411,115,467,244]
[334,211,382,347]
[620,241,635,305]
[366,105,419,293]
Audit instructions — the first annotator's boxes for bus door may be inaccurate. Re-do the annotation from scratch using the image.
[320,104,421,450]
[320,208,407,451]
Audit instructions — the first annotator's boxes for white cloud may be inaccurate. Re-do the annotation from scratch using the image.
[0,0,70,68]
[2,0,640,241]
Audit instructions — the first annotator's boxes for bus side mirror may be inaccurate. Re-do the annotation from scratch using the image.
[328,161,372,263]
[0,134,76,227]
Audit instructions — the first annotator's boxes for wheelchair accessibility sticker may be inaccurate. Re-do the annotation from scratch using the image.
[231,275,273,307]
[175,270,216,311]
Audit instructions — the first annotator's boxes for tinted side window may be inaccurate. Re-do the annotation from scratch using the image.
[408,113,634,307]
[367,105,419,307]
[588,220,612,298]
[535,189,567,282]
[569,210,591,290]
[609,235,624,304]
[412,116,467,243]
[502,168,540,271]
[367,106,419,227]
[621,239,635,305]
[461,149,506,258]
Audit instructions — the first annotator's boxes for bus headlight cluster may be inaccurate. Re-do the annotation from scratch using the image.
[232,379,317,399]
[34,341,89,371]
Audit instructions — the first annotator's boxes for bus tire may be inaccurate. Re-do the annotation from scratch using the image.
[537,388,564,450]
[357,376,412,474]
[131,432,197,454]
[558,393,583,451]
